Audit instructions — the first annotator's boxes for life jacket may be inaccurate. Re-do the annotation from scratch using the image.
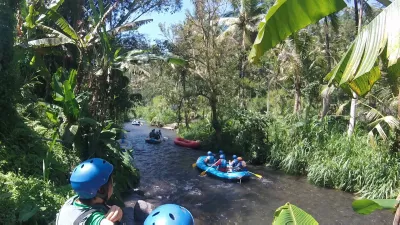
[219,159,227,168]
[205,156,215,165]
[236,161,248,171]
[231,159,239,167]
[56,195,109,225]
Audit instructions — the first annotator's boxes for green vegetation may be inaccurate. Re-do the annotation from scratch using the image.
[1,0,400,223]
[135,0,400,201]
[0,0,180,223]
[273,203,319,225]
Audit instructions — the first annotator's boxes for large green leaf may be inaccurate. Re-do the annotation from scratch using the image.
[63,80,79,120]
[248,0,346,63]
[46,10,79,40]
[273,203,319,225]
[68,69,77,90]
[352,199,396,215]
[327,0,400,96]
[52,70,64,101]
[27,37,74,48]
[88,0,100,23]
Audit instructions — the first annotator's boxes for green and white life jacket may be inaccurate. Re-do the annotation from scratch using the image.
[55,196,109,225]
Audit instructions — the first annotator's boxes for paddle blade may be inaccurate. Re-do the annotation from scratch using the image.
[250,172,263,179]
[192,163,197,168]
[200,171,207,176]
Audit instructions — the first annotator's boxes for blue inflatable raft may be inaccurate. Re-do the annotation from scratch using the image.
[145,138,162,144]
[196,156,250,180]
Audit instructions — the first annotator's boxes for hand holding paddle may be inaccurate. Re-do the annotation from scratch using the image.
[200,161,218,176]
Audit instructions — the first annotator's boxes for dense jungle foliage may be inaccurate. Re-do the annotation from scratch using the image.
[0,0,181,223]
[135,0,400,202]
[1,0,400,224]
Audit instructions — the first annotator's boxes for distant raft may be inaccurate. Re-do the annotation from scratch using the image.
[132,120,141,126]
[145,138,162,144]
[196,156,250,180]
[174,137,200,149]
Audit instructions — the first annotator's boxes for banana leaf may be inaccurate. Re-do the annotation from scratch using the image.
[249,0,347,63]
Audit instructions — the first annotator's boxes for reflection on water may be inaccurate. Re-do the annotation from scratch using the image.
[123,122,391,225]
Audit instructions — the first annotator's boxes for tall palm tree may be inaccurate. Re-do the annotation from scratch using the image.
[321,14,339,119]
[218,0,270,106]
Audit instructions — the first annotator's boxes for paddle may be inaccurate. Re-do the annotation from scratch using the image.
[200,161,218,176]
[249,171,263,179]
[192,162,197,168]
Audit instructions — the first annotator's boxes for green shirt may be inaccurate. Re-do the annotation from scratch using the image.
[73,199,106,225]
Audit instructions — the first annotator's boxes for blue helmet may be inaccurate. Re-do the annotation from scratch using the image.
[219,150,224,154]
[144,204,194,225]
[70,158,113,199]
[232,155,237,159]
[220,154,225,159]
[207,151,212,156]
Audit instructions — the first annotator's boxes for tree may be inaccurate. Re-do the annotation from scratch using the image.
[218,0,268,106]
[168,0,240,145]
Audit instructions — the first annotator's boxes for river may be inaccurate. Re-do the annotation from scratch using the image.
[123,122,392,225]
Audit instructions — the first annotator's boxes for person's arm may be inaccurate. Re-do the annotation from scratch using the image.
[99,205,123,225]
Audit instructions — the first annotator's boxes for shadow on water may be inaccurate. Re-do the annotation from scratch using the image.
[123,122,392,225]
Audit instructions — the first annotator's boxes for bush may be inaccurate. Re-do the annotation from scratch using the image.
[136,96,177,126]
[0,172,73,224]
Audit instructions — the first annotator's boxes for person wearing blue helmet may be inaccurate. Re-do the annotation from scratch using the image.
[56,158,132,225]
[144,204,194,225]
[229,155,239,167]
[204,151,215,166]
[214,154,228,172]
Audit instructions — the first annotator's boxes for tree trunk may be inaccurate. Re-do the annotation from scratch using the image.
[294,72,301,114]
[239,28,247,108]
[210,94,221,145]
[348,91,358,136]
[321,17,332,119]
[348,0,362,136]
[354,0,359,31]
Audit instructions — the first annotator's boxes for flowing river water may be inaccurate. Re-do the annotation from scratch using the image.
[123,122,392,225]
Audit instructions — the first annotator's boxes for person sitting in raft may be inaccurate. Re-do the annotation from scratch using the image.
[157,130,162,140]
[204,151,216,166]
[215,150,224,160]
[149,129,156,138]
[56,158,131,225]
[234,157,248,171]
[214,154,228,172]
[229,155,239,167]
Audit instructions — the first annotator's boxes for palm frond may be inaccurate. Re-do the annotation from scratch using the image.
[326,0,400,96]
[109,19,153,37]
[46,10,79,40]
[26,37,74,48]
[336,101,349,116]
[218,17,241,26]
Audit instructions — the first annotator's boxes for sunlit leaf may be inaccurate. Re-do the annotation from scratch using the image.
[273,202,319,225]
[327,0,400,96]
[352,199,396,215]
[249,0,346,63]
[46,10,79,40]
[27,37,74,48]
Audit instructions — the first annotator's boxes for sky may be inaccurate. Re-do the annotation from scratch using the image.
[136,0,384,43]
[137,0,194,43]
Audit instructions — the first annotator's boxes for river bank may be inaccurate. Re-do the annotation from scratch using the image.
[123,122,392,224]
